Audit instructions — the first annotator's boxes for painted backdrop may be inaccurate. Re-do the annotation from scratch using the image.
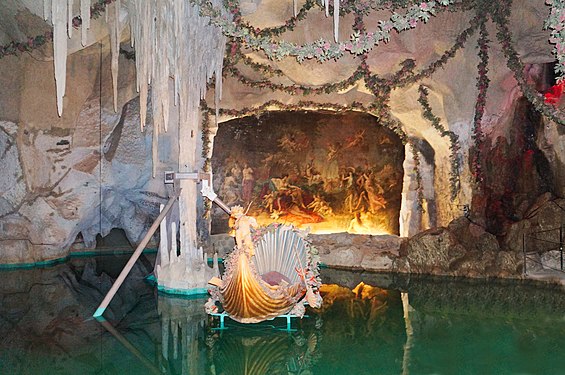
[211,111,404,235]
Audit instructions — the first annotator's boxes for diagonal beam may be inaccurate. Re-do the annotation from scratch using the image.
[93,188,182,318]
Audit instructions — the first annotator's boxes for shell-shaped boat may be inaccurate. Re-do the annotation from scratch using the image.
[209,223,322,323]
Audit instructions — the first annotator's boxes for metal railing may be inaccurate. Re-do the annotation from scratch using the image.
[522,224,565,275]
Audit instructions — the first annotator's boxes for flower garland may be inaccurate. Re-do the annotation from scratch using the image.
[471,18,489,186]
[203,98,408,142]
[225,13,477,103]
[410,141,425,211]
[201,100,213,217]
[545,0,565,82]
[394,15,479,87]
[492,0,565,125]
[224,61,365,95]
[230,44,285,77]
[195,0,457,62]
[0,0,115,60]
[225,0,317,38]
[0,32,53,59]
[417,85,461,199]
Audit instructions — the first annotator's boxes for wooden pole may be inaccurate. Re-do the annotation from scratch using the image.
[93,188,182,317]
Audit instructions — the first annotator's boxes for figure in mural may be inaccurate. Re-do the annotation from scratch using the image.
[221,172,241,206]
[279,133,297,151]
[265,175,323,225]
[262,191,277,212]
[305,159,323,186]
[230,164,242,181]
[354,170,387,214]
[347,211,369,234]
[307,194,334,217]
[323,177,339,193]
[341,168,355,189]
[326,142,341,161]
[278,131,309,153]
[344,129,365,149]
[270,175,290,192]
[364,177,386,214]
[242,164,255,202]
[343,169,358,214]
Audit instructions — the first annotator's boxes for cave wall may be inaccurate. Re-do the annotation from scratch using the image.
[0,0,561,265]
[0,42,178,264]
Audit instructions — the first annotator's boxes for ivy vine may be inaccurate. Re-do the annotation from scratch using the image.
[418,85,461,199]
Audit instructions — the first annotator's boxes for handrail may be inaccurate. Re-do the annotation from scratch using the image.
[526,236,561,245]
[93,188,181,318]
[523,224,564,275]
[523,254,565,274]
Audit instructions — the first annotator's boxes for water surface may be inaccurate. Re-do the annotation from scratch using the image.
[1,255,564,374]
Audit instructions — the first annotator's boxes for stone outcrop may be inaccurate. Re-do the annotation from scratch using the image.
[310,233,405,271]
[394,217,522,278]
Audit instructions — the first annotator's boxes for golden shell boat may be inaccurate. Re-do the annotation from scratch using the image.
[207,220,322,324]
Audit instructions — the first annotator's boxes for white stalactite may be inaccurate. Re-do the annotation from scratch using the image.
[124,0,226,289]
[170,222,177,263]
[67,0,73,38]
[334,0,339,42]
[321,0,339,41]
[44,0,226,290]
[159,204,169,267]
[107,0,120,113]
[52,0,68,117]
[43,0,51,20]
[80,0,91,46]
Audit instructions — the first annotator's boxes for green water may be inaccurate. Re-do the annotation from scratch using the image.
[0,256,564,374]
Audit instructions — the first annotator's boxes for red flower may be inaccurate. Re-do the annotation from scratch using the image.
[544,81,565,105]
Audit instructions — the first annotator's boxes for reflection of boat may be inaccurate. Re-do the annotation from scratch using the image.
[207,327,321,375]
[208,222,322,324]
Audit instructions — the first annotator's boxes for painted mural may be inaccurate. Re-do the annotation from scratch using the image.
[211,111,404,235]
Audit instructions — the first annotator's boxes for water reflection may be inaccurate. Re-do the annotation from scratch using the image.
[98,294,325,375]
[95,282,402,375]
[2,259,565,374]
[207,327,321,375]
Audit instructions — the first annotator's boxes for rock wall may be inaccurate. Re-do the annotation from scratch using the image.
[0,0,562,275]
[0,44,178,264]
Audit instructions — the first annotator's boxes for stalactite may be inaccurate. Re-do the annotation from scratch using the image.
[333,0,339,42]
[52,0,68,117]
[67,0,73,38]
[80,0,91,46]
[107,0,120,112]
[43,0,51,20]
[321,0,339,41]
[159,203,170,266]
[162,317,170,359]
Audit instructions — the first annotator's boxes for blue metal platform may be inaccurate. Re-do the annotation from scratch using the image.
[209,311,307,331]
